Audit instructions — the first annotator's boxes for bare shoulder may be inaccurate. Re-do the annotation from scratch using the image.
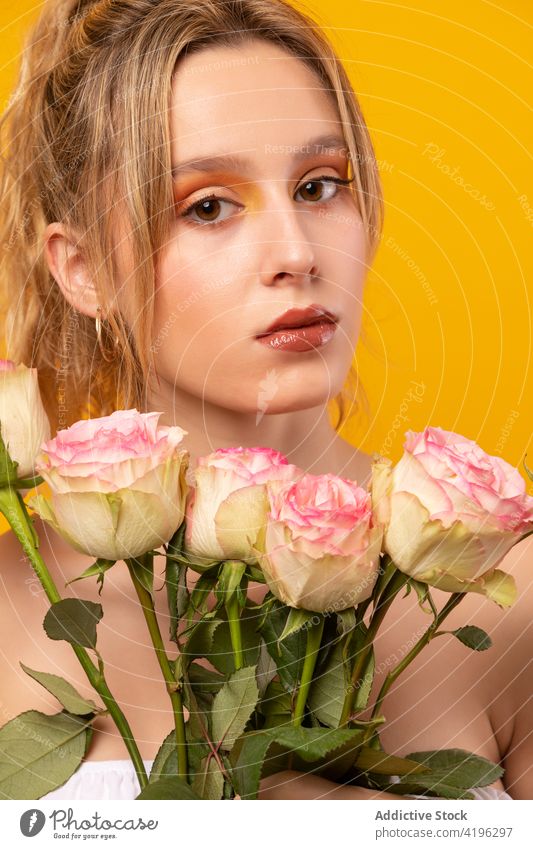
[0,517,181,761]
[480,533,533,799]
[0,525,53,720]
[0,524,46,619]
[0,519,100,721]
[360,534,532,799]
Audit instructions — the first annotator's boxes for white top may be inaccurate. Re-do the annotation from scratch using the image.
[40,759,514,800]
[41,759,155,800]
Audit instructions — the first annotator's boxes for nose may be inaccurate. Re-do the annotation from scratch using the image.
[256,189,319,287]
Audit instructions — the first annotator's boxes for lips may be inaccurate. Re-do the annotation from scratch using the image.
[256,303,338,338]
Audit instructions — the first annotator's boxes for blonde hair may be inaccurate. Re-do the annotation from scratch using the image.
[0,0,382,435]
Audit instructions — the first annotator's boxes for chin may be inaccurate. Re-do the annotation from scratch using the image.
[252,388,337,416]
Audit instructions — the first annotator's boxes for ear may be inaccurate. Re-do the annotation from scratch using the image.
[43,223,98,318]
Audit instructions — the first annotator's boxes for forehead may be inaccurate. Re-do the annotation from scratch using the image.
[169,40,343,166]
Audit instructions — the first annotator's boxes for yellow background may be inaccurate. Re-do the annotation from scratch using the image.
[0,1,531,492]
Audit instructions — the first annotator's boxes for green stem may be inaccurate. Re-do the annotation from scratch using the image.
[9,474,45,489]
[368,591,465,727]
[126,557,188,779]
[293,615,325,727]
[225,593,244,671]
[340,569,410,726]
[0,487,148,788]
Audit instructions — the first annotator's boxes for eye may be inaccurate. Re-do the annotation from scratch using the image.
[295,175,353,203]
[177,174,355,227]
[178,194,237,228]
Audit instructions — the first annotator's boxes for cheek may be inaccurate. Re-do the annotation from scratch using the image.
[333,238,366,311]
[153,248,210,342]
[152,254,249,379]
[154,235,242,318]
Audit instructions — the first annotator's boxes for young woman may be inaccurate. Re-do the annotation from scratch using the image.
[0,0,531,800]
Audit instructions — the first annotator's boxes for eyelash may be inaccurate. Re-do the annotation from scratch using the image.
[177,174,356,229]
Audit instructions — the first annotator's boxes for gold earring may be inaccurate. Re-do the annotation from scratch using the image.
[95,305,119,362]
[95,305,103,339]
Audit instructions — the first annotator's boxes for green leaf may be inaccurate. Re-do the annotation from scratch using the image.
[167,560,188,644]
[353,647,375,712]
[182,618,223,662]
[43,599,103,649]
[217,560,247,603]
[259,600,307,693]
[371,556,398,605]
[166,519,187,564]
[149,723,210,784]
[392,748,503,794]
[208,606,262,675]
[336,622,376,724]
[311,730,387,783]
[20,663,103,715]
[0,709,94,799]
[0,424,21,484]
[451,625,492,651]
[185,663,226,715]
[350,624,376,713]
[258,680,292,728]
[188,662,226,694]
[165,522,189,643]
[310,625,375,725]
[408,579,434,614]
[187,738,211,775]
[278,608,316,644]
[64,559,116,596]
[182,679,209,744]
[191,755,224,799]
[355,746,431,776]
[229,733,287,796]
[244,563,266,583]
[255,639,278,697]
[373,778,476,800]
[230,726,364,799]
[136,776,200,799]
[273,726,363,763]
[149,730,176,784]
[127,553,154,597]
[308,641,347,727]
[187,573,219,616]
[336,608,356,637]
[211,666,259,751]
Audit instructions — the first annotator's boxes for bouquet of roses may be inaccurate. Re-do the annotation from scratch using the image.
[0,360,532,800]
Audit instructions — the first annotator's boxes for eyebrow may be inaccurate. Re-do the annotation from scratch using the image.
[171,133,348,178]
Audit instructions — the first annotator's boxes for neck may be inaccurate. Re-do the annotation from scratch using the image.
[146,377,365,478]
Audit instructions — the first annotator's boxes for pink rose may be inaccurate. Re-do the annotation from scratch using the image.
[253,473,383,612]
[371,427,533,607]
[184,447,300,568]
[28,409,189,560]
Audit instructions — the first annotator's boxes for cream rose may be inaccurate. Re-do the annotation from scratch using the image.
[0,360,51,480]
[371,427,533,607]
[184,446,300,567]
[28,409,189,560]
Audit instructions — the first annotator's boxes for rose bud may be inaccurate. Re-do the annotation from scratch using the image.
[0,360,51,480]
[184,446,300,568]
